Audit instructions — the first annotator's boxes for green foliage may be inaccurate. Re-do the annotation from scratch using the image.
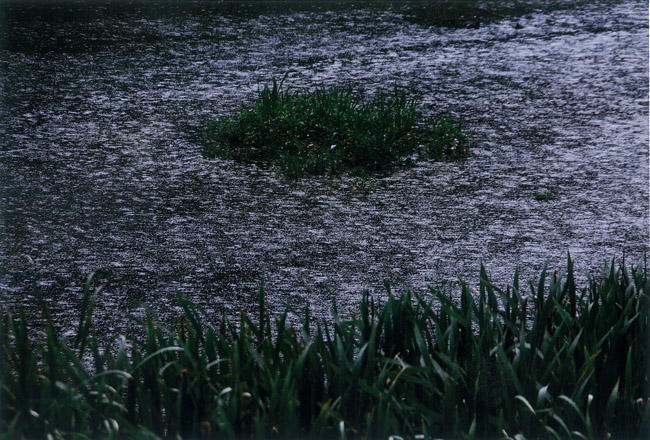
[203,79,468,178]
[534,190,556,201]
[1,257,648,439]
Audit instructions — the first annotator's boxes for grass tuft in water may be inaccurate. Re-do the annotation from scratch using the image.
[1,257,648,439]
[534,190,556,201]
[203,78,468,178]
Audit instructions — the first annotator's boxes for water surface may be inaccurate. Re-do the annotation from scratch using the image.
[1,0,648,331]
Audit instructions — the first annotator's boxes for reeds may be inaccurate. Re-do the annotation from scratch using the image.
[203,79,468,178]
[1,257,648,439]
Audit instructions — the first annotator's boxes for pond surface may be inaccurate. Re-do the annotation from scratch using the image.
[1,0,648,331]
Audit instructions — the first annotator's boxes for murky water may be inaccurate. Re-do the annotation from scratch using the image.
[1,0,648,331]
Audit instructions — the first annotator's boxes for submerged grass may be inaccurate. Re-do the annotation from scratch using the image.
[203,79,468,178]
[1,257,648,439]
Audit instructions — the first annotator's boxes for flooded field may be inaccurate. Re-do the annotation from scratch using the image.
[1,0,648,331]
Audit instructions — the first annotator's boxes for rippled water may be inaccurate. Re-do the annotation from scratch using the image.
[1,0,648,331]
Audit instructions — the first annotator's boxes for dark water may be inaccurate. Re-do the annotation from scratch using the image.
[1,0,648,331]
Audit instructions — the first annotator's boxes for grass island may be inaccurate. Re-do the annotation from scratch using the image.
[203,79,469,178]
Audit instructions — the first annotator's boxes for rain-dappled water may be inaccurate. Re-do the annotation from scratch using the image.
[1,0,648,332]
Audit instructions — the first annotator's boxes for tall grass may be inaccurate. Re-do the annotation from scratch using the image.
[1,257,648,439]
[203,79,468,178]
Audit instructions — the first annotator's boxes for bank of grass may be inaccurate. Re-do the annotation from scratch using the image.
[203,80,468,178]
[1,258,648,439]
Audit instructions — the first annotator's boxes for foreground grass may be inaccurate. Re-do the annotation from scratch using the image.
[203,79,468,178]
[1,258,648,439]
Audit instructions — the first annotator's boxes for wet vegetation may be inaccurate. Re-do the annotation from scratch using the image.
[2,258,648,439]
[534,190,556,201]
[203,79,468,178]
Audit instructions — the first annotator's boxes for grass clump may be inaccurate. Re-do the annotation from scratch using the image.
[534,190,556,201]
[203,79,468,178]
[1,257,648,439]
